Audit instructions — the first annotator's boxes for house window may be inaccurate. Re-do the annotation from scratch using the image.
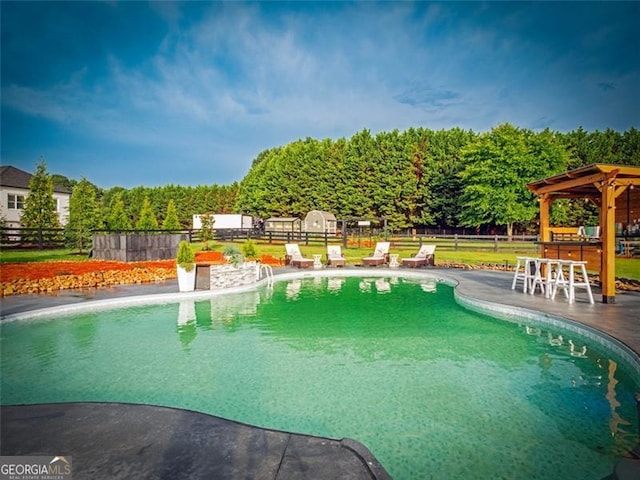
[8,194,24,210]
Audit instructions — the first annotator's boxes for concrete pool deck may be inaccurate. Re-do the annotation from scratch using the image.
[1,266,639,479]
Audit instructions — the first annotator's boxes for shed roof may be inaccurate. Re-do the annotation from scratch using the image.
[527,163,640,198]
[0,165,72,194]
[305,210,337,221]
[265,217,300,222]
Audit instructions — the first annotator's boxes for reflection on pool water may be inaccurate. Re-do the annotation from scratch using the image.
[1,276,639,480]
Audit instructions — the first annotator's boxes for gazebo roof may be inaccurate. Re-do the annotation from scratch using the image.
[527,163,640,198]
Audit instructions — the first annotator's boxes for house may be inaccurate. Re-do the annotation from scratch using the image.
[0,165,71,227]
[304,210,337,235]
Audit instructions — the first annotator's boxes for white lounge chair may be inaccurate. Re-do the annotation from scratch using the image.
[326,245,345,267]
[401,244,436,268]
[362,242,390,266]
[284,243,314,268]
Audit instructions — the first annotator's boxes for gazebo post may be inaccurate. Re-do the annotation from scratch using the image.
[601,178,617,303]
[538,194,551,256]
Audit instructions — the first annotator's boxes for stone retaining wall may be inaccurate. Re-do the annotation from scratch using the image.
[209,262,258,290]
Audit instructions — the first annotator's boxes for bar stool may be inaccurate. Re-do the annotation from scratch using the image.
[541,259,561,299]
[512,256,535,293]
[528,258,545,295]
[551,260,594,304]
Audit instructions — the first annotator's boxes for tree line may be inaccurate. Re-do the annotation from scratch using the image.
[235,124,640,235]
[12,124,640,250]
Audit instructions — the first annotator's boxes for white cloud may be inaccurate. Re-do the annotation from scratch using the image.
[2,1,638,187]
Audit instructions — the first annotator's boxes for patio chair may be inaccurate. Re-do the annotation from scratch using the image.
[401,244,436,268]
[284,243,314,268]
[362,241,390,266]
[585,226,600,241]
[326,245,345,267]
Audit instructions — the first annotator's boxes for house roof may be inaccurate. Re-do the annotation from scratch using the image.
[0,165,72,194]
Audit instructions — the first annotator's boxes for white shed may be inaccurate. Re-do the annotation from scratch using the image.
[304,210,337,235]
[192,214,253,230]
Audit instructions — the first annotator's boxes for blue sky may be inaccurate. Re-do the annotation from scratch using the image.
[2,1,639,188]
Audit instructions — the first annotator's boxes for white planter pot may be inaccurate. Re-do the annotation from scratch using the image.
[177,265,196,292]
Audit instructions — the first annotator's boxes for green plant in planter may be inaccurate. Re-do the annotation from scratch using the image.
[242,239,257,259]
[222,245,243,266]
[176,240,196,272]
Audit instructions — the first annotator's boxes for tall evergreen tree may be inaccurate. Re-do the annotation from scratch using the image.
[162,199,181,230]
[21,159,60,239]
[66,178,101,251]
[108,193,132,231]
[136,197,158,231]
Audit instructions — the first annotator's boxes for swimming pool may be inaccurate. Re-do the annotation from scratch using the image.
[1,275,638,479]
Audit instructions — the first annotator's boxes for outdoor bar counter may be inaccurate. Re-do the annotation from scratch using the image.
[537,241,602,272]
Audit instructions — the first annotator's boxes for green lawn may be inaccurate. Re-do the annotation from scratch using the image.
[0,248,86,263]
[1,242,638,280]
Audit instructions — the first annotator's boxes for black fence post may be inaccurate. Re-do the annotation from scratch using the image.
[342,222,348,249]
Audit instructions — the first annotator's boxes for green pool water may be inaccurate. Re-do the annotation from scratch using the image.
[1,276,638,479]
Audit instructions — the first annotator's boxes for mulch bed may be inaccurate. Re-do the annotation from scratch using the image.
[0,253,284,297]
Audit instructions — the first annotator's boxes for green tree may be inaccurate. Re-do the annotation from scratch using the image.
[424,128,477,231]
[50,173,78,191]
[136,197,158,231]
[21,159,60,241]
[108,193,132,231]
[65,178,101,251]
[458,124,567,238]
[162,199,181,231]
[199,213,215,244]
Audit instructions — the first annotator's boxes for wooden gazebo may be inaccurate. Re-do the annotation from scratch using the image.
[527,164,640,303]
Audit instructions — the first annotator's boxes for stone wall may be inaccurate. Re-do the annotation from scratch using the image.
[92,233,188,262]
[209,262,258,290]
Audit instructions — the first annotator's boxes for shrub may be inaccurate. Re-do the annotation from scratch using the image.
[223,245,243,266]
[176,240,195,271]
[242,239,257,259]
